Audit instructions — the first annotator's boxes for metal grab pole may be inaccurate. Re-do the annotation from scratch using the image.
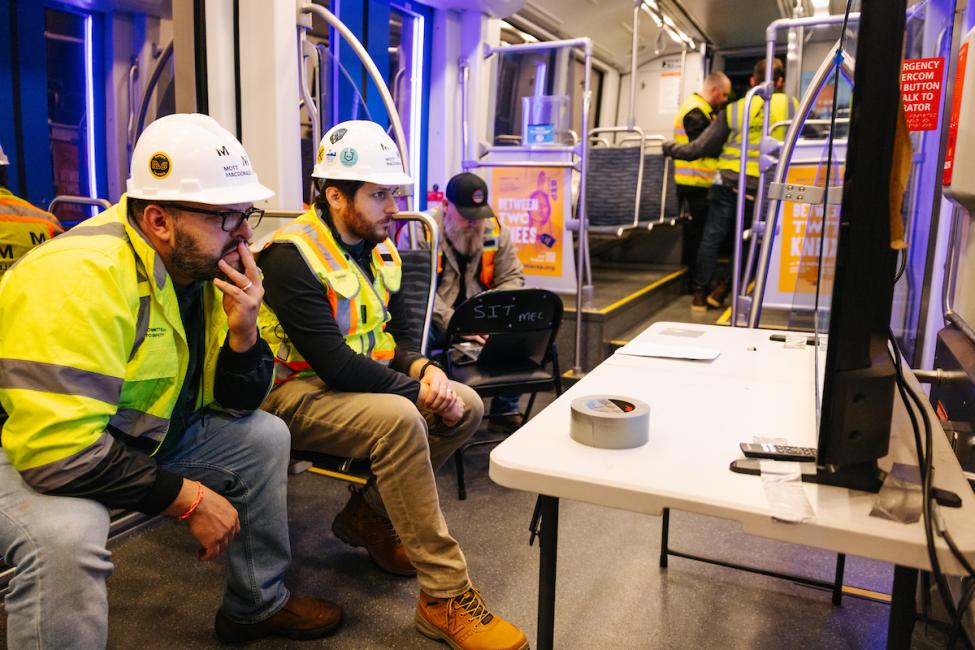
[730,83,771,327]
[298,30,321,205]
[748,44,855,328]
[574,40,593,374]
[460,59,470,171]
[301,3,412,210]
[628,1,640,128]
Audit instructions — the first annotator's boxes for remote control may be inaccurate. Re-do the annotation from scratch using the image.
[739,442,817,462]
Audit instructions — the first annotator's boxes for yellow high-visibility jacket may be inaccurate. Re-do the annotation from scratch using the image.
[0,187,64,279]
[718,92,799,178]
[259,208,402,384]
[0,196,231,491]
[672,93,719,187]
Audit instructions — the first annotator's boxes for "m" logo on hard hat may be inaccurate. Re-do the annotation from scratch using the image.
[216,145,230,156]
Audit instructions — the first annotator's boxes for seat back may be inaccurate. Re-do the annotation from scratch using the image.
[638,153,681,221]
[445,288,562,370]
[584,147,643,228]
[391,212,439,357]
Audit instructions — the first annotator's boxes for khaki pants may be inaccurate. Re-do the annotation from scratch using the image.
[263,376,482,597]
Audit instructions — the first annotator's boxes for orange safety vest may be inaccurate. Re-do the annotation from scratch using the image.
[437,217,502,289]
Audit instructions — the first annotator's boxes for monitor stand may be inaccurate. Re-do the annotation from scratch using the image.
[729,458,961,507]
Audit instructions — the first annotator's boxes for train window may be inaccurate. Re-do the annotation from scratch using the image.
[45,8,105,224]
[388,4,426,204]
[494,21,603,146]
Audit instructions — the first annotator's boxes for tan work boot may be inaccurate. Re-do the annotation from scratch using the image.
[415,587,529,650]
[331,488,415,576]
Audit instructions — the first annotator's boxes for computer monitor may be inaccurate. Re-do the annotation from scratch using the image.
[814,0,906,492]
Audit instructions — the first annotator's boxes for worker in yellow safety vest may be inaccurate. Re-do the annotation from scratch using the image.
[0,113,341,648]
[672,71,731,275]
[0,142,64,279]
[665,57,798,312]
[257,120,529,650]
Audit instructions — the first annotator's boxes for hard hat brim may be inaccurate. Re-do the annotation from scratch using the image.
[312,169,414,187]
[127,181,276,206]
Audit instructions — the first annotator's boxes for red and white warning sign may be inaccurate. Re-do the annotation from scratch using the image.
[901,57,945,131]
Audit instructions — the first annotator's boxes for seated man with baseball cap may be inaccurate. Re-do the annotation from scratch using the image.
[0,114,340,647]
[424,172,525,430]
[257,120,528,650]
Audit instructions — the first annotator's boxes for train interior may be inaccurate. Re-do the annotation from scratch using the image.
[2,0,975,646]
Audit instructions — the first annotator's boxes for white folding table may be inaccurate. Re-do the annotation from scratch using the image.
[490,322,975,649]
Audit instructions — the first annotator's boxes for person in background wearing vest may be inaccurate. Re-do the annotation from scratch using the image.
[0,141,64,279]
[257,121,529,650]
[663,58,798,312]
[672,71,731,278]
[424,172,525,432]
[0,114,341,648]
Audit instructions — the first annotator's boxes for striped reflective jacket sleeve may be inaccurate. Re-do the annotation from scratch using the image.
[0,250,183,514]
[667,109,729,161]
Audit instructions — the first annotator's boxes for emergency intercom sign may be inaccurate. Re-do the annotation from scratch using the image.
[901,57,945,131]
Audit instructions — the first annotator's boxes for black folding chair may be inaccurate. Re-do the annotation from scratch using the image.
[442,288,563,500]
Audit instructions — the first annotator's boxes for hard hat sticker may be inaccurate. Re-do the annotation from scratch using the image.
[340,148,358,167]
[330,128,347,144]
[149,152,171,179]
[316,145,325,164]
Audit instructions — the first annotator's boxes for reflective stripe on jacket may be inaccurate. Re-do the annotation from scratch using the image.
[259,208,402,384]
[672,93,719,187]
[0,188,64,279]
[718,93,799,178]
[0,195,229,490]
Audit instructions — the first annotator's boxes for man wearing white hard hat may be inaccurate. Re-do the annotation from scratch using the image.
[258,120,528,650]
[0,114,340,647]
[0,141,64,280]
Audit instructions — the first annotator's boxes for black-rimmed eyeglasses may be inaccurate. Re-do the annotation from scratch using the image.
[166,203,264,232]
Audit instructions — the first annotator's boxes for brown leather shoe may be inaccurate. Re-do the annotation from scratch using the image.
[213,593,342,644]
[331,488,416,576]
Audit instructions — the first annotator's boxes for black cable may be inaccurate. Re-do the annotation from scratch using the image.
[948,579,975,649]
[943,526,975,578]
[894,248,909,282]
[889,334,925,473]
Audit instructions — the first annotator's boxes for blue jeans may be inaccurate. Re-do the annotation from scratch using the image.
[0,409,292,648]
[691,183,754,292]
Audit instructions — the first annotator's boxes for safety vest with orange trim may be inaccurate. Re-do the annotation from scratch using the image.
[258,208,402,385]
[672,93,719,188]
[0,188,64,280]
[437,217,501,289]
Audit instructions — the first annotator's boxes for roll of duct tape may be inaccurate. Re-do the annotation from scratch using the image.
[569,395,650,449]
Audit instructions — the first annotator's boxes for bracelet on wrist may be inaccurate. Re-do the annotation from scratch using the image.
[419,360,440,379]
[177,482,205,521]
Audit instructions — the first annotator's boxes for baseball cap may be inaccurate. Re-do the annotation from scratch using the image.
[445,172,495,220]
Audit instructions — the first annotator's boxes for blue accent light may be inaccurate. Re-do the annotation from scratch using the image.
[84,13,98,202]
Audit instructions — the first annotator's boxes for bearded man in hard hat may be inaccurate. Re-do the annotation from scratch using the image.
[257,120,528,650]
[0,141,64,279]
[0,114,341,647]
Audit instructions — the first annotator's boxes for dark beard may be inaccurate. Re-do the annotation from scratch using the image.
[342,203,389,244]
[171,224,242,282]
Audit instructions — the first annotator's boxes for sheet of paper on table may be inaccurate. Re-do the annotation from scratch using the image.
[614,340,721,361]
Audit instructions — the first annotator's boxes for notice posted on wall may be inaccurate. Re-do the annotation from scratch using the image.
[901,57,945,132]
[489,167,566,277]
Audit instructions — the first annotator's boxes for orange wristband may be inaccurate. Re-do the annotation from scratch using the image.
[177,482,205,521]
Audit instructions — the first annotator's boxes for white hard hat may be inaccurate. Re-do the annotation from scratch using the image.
[127,113,273,205]
[313,120,413,186]
[0,142,8,166]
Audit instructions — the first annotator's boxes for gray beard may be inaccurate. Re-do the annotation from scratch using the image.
[445,220,483,257]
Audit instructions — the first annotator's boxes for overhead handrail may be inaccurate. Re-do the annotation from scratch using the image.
[746,43,855,329]
[134,41,174,141]
[300,3,412,209]
[126,58,139,163]
[298,32,321,205]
